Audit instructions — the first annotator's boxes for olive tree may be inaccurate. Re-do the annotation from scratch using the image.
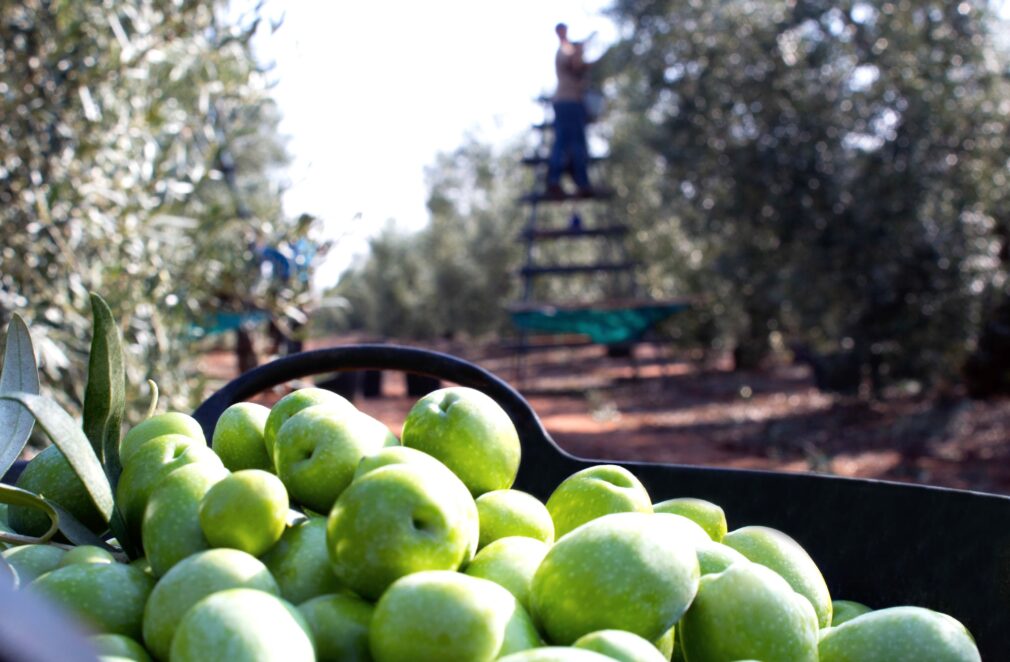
[1,0,318,413]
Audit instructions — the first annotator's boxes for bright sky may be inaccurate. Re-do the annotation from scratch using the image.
[251,1,618,289]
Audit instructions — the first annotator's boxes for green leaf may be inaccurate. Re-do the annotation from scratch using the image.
[0,486,113,551]
[108,507,139,559]
[0,392,139,558]
[0,484,58,546]
[286,508,309,527]
[0,314,40,476]
[145,379,159,419]
[0,556,17,589]
[82,293,126,491]
[0,393,113,522]
[48,502,115,551]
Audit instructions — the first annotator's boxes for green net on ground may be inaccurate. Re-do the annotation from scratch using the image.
[509,302,690,344]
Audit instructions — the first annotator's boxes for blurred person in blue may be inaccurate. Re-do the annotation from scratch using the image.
[260,214,325,355]
[545,22,596,199]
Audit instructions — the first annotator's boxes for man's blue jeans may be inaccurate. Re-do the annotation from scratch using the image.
[548,101,590,190]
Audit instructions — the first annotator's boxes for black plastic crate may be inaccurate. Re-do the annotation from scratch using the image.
[194,345,1010,659]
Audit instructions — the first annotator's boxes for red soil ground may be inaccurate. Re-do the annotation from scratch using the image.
[195,337,1010,496]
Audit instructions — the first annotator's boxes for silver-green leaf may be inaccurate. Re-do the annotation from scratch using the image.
[0,315,40,476]
[82,293,126,491]
[144,379,159,420]
[0,392,114,524]
[49,502,115,550]
[0,484,58,546]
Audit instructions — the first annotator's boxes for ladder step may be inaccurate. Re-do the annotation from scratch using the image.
[532,119,600,131]
[521,155,607,166]
[520,263,635,277]
[521,226,629,240]
[520,189,614,204]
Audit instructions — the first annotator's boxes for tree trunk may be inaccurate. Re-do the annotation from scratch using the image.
[963,294,1010,398]
[733,314,772,371]
[236,326,258,375]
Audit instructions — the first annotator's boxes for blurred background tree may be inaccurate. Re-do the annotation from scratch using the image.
[0,0,323,415]
[603,0,1010,392]
[336,0,1010,396]
[333,138,523,341]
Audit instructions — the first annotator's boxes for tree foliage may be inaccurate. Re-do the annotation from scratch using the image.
[334,138,523,341]
[1,0,317,413]
[601,0,1010,387]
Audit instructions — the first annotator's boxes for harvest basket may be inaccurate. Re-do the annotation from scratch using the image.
[195,345,1010,659]
[3,344,1009,659]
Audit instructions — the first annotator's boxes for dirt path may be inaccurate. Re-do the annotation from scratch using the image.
[196,337,1010,495]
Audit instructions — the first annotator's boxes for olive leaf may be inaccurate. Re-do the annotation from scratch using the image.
[0,314,40,476]
[0,485,110,550]
[82,293,126,491]
[144,379,159,420]
[48,502,115,550]
[286,509,309,527]
[107,507,139,559]
[0,484,58,546]
[0,556,17,590]
[0,393,113,520]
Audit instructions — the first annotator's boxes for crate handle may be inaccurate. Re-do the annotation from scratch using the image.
[192,344,563,458]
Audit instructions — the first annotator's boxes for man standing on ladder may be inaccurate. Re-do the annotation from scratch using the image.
[546,22,595,199]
